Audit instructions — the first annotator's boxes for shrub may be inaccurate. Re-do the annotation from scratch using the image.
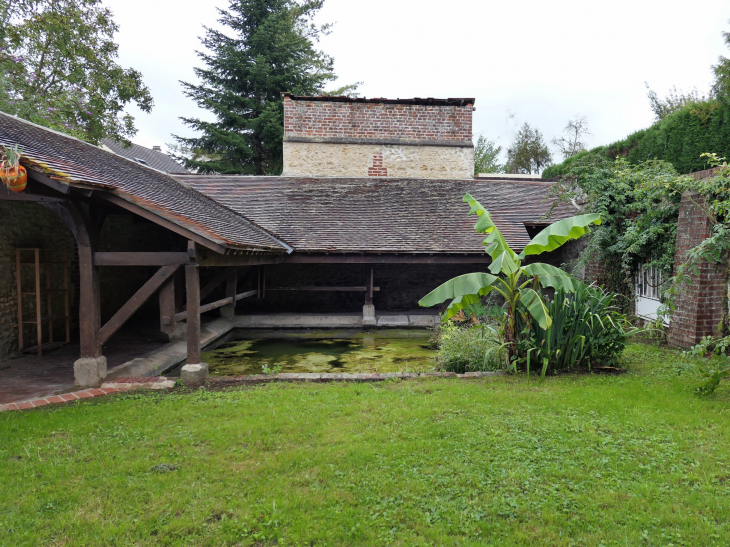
[434,321,507,373]
[515,285,634,375]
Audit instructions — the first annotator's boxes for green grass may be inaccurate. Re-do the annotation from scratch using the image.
[2,342,730,546]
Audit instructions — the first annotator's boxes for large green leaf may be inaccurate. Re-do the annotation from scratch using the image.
[419,272,499,308]
[520,288,552,330]
[489,250,519,275]
[463,193,516,261]
[521,262,586,292]
[519,214,601,257]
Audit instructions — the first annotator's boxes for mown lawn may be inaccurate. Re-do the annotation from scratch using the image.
[2,342,730,546]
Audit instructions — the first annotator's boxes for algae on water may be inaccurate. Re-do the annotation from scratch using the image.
[202,332,436,376]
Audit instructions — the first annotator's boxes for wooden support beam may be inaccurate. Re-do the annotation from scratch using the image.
[195,250,287,267]
[159,277,176,334]
[97,193,229,255]
[96,265,179,345]
[281,254,491,264]
[185,264,201,365]
[268,286,380,292]
[199,266,238,302]
[93,252,192,266]
[223,269,237,315]
[174,289,257,322]
[365,266,374,305]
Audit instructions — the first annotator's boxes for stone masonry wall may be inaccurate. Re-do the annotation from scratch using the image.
[283,97,473,143]
[0,201,79,358]
[667,190,728,348]
[282,142,474,179]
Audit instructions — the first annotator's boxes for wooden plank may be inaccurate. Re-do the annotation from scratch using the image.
[281,254,491,264]
[34,249,42,356]
[93,252,191,266]
[365,266,374,305]
[96,265,179,345]
[63,250,70,344]
[185,264,201,365]
[158,277,176,334]
[174,290,258,322]
[267,286,381,292]
[195,251,287,267]
[16,249,23,353]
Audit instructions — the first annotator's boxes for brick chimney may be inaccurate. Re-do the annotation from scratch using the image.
[281,94,475,179]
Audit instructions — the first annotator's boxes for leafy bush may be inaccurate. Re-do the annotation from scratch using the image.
[434,321,507,373]
[515,285,634,375]
[685,336,730,395]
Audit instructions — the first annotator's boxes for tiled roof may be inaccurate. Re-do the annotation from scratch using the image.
[175,175,577,253]
[101,139,188,174]
[0,112,287,252]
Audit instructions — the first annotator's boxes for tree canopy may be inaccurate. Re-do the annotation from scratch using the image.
[473,135,503,175]
[506,122,552,174]
[174,0,357,175]
[0,0,153,144]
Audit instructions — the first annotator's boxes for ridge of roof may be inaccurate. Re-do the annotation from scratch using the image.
[101,138,189,174]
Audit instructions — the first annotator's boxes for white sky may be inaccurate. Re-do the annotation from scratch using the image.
[106,0,730,163]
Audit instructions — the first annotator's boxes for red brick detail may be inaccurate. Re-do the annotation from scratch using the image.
[46,396,65,404]
[16,402,34,410]
[283,97,473,142]
[367,154,388,177]
[667,190,728,349]
[60,393,78,402]
[75,391,94,399]
[87,388,105,397]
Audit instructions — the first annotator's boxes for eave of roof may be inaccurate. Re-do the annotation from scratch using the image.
[281,93,475,107]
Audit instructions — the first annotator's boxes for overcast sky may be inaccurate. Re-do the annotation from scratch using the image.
[106,0,730,163]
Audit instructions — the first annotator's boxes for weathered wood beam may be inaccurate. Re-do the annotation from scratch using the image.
[93,252,192,266]
[281,254,491,264]
[159,277,176,334]
[185,265,201,365]
[96,265,179,345]
[196,252,287,267]
[0,185,67,202]
[96,193,229,255]
[365,266,374,306]
[174,289,257,322]
[268,286,381,292]
[199,266,238,302]
[27,169,71,194]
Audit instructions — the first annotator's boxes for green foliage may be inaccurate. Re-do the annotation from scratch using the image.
[712,22,730,101]
[473,135,503,175]
[685,335,730,395]
[420,193,599,363]
[547,155,691,303]
[545,100,730,177]
[0,0,153,143]
[506,122,552,174]
[174,0,357,175]
[516,286,634,376]
[434,321,507,373]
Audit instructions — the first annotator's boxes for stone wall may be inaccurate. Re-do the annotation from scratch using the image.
[282,142,474,179]
[0,201,79,357]
[667,190,728,348]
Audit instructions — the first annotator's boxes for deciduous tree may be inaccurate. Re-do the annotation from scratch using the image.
[506,122,552,175]
[0,0,153,143]
[473,135,503,175]
[551,115,591,160]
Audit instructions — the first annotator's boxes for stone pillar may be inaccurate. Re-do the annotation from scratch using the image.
[667,190,728,348]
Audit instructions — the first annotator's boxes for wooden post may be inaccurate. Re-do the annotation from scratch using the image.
[185,264,201,365]
[34,249,43,355]
[223,268,237,317]
[63,250,70,344]
[365,266,374,306]
[16,249,23,353]
[159,276,176,334]
[78,243,102,358]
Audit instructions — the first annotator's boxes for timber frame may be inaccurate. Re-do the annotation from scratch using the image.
[3,169,492,381]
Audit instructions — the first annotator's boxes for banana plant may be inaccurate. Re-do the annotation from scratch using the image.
[419,193,601,364]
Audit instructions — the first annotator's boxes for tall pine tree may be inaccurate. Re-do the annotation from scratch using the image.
[174,0,355,175]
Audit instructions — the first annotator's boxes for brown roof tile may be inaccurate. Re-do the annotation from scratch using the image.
[0,112,287,252]
[175,175,576,253]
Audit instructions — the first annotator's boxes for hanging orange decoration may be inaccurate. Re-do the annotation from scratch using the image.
[1,144,26,193]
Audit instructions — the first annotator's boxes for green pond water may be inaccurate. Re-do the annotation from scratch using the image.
[200,330,437,376]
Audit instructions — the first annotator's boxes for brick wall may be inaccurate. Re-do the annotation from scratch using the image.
[283,97,473,143]
[667,190,728,348]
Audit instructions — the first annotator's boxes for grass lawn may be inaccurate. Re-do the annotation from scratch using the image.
[2,342,730,546]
